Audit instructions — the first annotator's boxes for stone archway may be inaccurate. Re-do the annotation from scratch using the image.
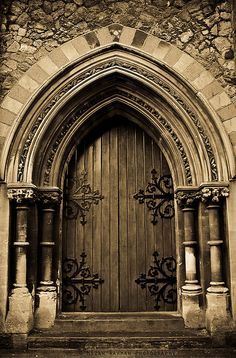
[0,25,235,335]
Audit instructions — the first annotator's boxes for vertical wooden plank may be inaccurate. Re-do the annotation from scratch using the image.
[83,141,94,311]
[74,147,87,311]
[63,154,77,312]
[144,133,156,311]
[101,129,110,311]
[92,136,102,311]
[127,123,138,311]
[118,124,129,311]
[109,126,119,311]
[135,126,146,311]
[152,141,164,311]
[161,151,174,311]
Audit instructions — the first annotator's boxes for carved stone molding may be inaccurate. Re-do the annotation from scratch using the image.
[17,58,218,184]
[175,190,201,209]
[7,186,38,204]
[200,186,229,205]
[43,89,192,185]
[39,188,62,208]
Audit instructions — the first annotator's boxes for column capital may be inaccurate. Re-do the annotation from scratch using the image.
[39,187,62,208]
[7,183,38,204]
[200,186,229,205]
[175,189,201,209]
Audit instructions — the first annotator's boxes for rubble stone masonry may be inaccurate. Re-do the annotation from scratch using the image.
[0,0,235,105]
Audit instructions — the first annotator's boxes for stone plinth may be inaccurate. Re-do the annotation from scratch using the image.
[34,288,57,329]
[5,288,33,334]
[182,286,205,328]
[206,291,232,333]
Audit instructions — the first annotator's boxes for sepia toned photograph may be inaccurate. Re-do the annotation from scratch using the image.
[0,0,236,356]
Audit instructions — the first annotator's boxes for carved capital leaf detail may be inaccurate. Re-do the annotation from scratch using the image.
[39,189,62,208]
[201,187,229,204]
[175,190,201,209]
[7,187,38,204]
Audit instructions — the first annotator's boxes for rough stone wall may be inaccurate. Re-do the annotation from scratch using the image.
[0,0,235,104]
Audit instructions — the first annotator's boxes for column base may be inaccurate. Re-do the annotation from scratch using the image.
[34,286,57,329]
[206,291,232,333]
[182,285,205,328]
[5,288,33,334]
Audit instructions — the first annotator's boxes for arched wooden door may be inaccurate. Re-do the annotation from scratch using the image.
[62,119,176,312]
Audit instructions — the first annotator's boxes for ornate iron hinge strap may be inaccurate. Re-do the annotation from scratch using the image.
[64,170,104,225]
[133,169,174,225]
[62,252,104,311]
[135,251,177,310]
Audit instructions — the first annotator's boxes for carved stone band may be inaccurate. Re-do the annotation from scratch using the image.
[39,188,62,208]
[201,187,229,204]
[175,190,201,208]
[7,186,38,203]
[175,186,229,208]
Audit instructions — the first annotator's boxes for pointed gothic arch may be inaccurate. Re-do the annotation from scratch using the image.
[0,24,235,335]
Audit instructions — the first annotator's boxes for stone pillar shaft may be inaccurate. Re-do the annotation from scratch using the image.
[208,204,224,286]
[14,205,29,288]
[6,185,37,334]
[183,208,198,285]
[40,208,55,285]
[175,189,204,328]
[201,185,231,333]
[35,188,61,329]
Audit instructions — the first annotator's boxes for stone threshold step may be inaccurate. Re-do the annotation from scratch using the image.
[30,329,209,338]
[28,333,212,349]
[52,313,184,333]
[58,312,182,320]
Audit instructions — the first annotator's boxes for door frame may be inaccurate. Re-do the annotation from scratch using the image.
[2,30,234,333]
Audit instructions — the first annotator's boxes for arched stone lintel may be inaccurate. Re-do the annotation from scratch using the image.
[0,25,235,185]
[2,63,225,186]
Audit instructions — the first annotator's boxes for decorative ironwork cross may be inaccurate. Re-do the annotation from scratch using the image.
[133,169,174,225]
[135,251,177,310]
[62,252,104,311]
[64,170,104,225]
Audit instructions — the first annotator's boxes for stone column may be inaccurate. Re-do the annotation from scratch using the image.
[35,188,62,329]
[5,185,37,334]
[176,189,204,328]
[201,186,231,333]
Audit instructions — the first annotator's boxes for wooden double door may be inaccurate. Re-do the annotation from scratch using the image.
[62,119,176,312]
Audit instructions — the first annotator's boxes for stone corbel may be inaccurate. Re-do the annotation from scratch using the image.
[175,188,204,328]
[6,184,38,334]
[35,187,62,329]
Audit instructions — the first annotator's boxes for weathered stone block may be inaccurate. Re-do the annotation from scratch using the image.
[48,47,69,68]
[0,108,15,126]
[163,46,182,67]
[218,104,236,121]
[38,56,59,76]
[8,41,20,53]
[200,80,223,100]
[18,74,39,93]
[1,96,23,114]
[182,292,205,329]
[206,292,232,333]
[5,288,33,334]
[209,92,232,111]
[34,290,57,329]
[71,36,91,55]
[119,27,136,46]
[61,42,79,61]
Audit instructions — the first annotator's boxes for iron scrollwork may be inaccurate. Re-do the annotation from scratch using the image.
[135,251,177,310]
[64,170,104,225]
[62,252,104,311]
[134,169,174,225]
